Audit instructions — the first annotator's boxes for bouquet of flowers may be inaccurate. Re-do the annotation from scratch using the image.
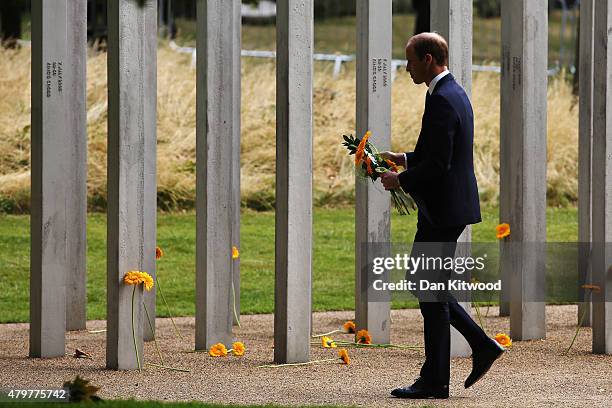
[342,131,415,215]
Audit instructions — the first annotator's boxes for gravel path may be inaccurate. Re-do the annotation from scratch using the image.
[1,305,611,407]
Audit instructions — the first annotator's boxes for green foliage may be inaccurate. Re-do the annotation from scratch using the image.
[474,0,501,18]
[63,376,102,403]
[341,134,359,155]
[0,196,16,213]
[393,0,415,14]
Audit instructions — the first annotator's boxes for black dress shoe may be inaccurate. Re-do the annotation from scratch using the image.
[464,340,505,389]
[391,378,449,399]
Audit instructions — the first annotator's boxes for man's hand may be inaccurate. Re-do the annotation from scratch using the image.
[380,171,401,190]
[380,151,406,168]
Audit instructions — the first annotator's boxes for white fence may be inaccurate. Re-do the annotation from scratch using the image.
[167,41,564,79]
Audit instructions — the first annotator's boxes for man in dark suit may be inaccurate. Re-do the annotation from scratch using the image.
[380,32,504,399]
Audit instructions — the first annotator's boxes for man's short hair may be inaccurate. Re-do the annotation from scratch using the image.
[409,32,448,66]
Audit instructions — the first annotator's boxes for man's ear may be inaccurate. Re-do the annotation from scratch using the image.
[425,54,433,64]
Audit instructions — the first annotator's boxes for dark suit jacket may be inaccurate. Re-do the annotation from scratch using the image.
[398,73,482,228]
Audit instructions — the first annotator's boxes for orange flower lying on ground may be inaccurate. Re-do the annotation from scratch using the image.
[338,348,350,365]
[321,336,337,348]
[496,223,511,239]
[123,271,154,291]
[231,342,245,356]
[209,343,228,357]
[343,321,356,334]
[232,246,240,259]
[356,329,372,345]
[494,333,512,348]
[156,246,164,260]
[258,348,352,368]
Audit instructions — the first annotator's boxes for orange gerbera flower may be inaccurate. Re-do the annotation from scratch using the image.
[365,156,373,175]
[343,321,356,334]
[384,158,398,172]
[338,348,350,365]
[123,271,154,291]
[356,329,372,345]
[141,272,154,291]
[321,336,337,348]
[123,271,141,286]
[354,131,371,166]
[496,223,510,239]
[155,246,163,260]
[209,343,228,357]
[494,333,512,348]
[232,246,240,259]
[231,342,245,356]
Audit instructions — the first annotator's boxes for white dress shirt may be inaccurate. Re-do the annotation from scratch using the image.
[428,69,450,95]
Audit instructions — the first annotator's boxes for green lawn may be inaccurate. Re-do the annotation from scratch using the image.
[0,206,577,323]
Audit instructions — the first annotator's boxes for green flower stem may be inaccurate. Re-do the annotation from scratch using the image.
[390,189,415,215]
[145,362,191,372]
[142,297,165,366]
[311,329,342,338]
[231,279,241,328]
[566,300,590,355]
[155,274,184,341]
[130,285,142,371]
[258,358,338,368]
[334,341,423,349]
[310,340,337,346]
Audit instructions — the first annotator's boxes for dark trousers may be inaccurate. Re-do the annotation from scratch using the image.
[411,215,490,386]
